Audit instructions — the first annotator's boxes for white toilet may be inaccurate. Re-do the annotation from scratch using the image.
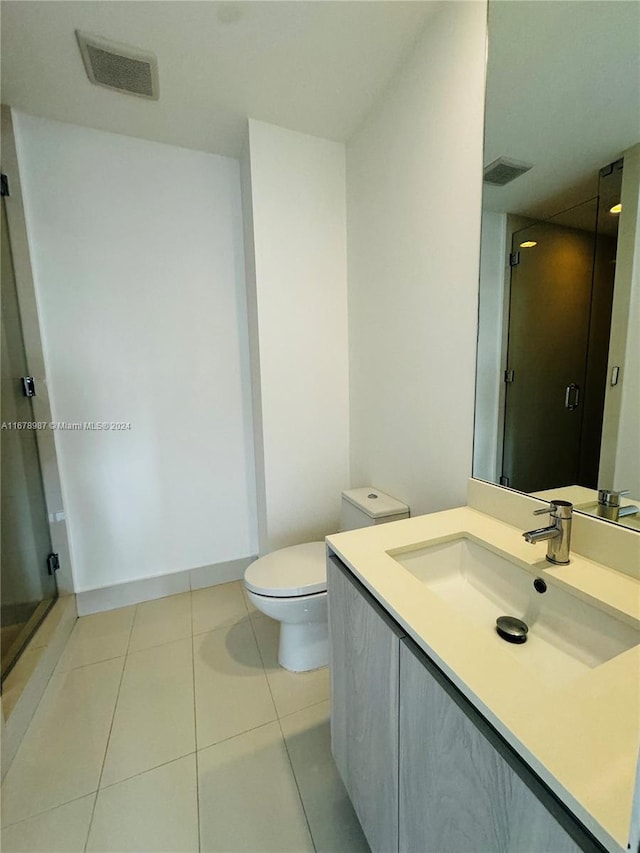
[244,488,409,672]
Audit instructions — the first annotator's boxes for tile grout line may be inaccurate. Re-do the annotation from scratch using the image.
[0,789,96,832]
[92,750,198,793]
[0,702,324,832]
[10,589,323,843]
[240,590,281,719]
[1,612,131,832]
[0,613,82,786]
[193,583,257,852]
[189,590,202,853]
[245,610,317,853]
[82,603,137,853]
[245,609,279,717]
[276,697,318,853]
[4,588,328,850]
[1,750,200,832]
[196,718,285,754]
[54,651,126,675]
[277,696,331,723]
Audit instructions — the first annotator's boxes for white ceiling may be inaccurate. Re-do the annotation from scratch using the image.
[0,1,436,158]
[483,1,640,219]
[4,1,638,215]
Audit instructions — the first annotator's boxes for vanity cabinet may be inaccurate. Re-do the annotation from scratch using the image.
[328,553,602,853]
[400,639,584,852]
[327,553,404,853]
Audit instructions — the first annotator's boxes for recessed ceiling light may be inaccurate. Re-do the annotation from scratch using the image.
[520,241,537,248]
[609,203,622,214]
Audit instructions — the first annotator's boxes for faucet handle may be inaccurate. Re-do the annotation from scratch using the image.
[533,504,552,516]
[533,499,573,519]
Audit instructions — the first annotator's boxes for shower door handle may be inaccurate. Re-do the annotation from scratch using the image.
[564,383,580,411]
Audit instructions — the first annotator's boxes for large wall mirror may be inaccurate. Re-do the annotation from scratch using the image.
[473,0,640,531]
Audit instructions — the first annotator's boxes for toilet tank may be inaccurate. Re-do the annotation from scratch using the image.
[339,487,409,531]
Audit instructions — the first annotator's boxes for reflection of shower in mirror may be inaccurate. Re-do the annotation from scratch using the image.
[473,0,640,530]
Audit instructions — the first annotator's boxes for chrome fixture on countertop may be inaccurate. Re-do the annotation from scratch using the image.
[597,489,639,522]
[523,500,573,565]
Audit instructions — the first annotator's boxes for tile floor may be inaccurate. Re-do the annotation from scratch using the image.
[1,582,370,853]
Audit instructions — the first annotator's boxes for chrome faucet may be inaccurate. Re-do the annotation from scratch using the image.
[597,489,639,522]
[522,500,573,565]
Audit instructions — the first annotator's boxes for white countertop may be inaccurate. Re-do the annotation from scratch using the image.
[327,505,640,852]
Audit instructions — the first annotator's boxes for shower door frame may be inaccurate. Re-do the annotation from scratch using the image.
[1,105,74,683]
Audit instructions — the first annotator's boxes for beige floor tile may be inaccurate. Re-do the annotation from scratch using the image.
[101,638,195,787]
[87,754,198,853]
[1,645,46,718]
[280,701,370,853]
[198,721,314,853]
[1,658,124,825]
[1,794,95,853]
[191,581,248,636]
[251,615,330,717]
[29,595,73,649]
[56,605,134,671]
[128,592,192,653]
[193,619,277,749]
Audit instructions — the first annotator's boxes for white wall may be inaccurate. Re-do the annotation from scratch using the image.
[347,1,487,517]
[14,112,257,592]
[474,210,507,482]
[243,119,350,553]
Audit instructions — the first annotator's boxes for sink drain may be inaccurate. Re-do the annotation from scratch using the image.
[496,615,528,644]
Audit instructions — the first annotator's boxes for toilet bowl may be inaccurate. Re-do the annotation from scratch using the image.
[244,489,409,672]
[245,542,328,672]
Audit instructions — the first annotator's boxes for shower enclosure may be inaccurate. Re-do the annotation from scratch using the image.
[500,163,621,493]
[1,189,58,682]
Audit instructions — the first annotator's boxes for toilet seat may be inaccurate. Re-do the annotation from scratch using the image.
[244,542,326,598]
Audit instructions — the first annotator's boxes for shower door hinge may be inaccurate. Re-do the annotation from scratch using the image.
[0,174,9,197]
[47,553,60,575]
[509,251,520,267]
[504,369,515,383]
[499,475,510,487]
[22,377,36,397]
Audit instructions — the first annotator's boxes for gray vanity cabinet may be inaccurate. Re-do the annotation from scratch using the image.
[328,553,597,853]
[327,554,405,853]
[399,640,583,853]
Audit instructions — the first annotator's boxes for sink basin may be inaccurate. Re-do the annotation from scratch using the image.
[388,537,639,683]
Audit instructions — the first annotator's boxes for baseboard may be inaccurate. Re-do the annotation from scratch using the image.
[75,556,257,616]
[188,557,255,590]
[1,594,77,779]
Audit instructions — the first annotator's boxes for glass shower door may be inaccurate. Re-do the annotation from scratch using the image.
[1,194,57,681]
[501,199,598,492]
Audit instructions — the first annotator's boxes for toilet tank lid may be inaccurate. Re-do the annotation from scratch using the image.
[342,487,409,519]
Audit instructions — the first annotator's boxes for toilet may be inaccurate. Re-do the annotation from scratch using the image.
[244,488,409,672]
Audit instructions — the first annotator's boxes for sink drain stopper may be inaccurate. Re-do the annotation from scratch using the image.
[496,615,528,644]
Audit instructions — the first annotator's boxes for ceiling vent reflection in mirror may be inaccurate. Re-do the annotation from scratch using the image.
[75,31,159,100]
[483,157,533,186]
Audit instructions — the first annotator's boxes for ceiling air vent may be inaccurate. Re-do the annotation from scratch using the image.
[483,157,532,186]
[75,31,159,100]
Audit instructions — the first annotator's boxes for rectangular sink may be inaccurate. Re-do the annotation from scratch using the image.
[389,537,639,683]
